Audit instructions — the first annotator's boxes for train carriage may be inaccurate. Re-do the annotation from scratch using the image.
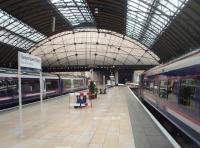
[140,49,200,146]
[61,77,73,94]
[73,78,86,91]
[43,74,60,98]
[0,69,88,110]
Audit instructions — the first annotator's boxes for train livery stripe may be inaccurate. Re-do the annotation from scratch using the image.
[24,93,40,97]
[128,87,181,148]
[167,106,200,126]
[144,92,200,130]
[0,96,13,101]
[166,107,200,133]
[45,90,57,94]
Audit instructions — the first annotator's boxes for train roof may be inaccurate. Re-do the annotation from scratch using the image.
[0,68,17,74]
[144,49,200,76]
[0,68,87,79]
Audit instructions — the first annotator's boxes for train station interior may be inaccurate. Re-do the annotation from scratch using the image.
[0,0,200,147]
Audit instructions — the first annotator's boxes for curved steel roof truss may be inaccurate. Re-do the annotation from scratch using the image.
[0,0,199,68]
[30,29,160,67]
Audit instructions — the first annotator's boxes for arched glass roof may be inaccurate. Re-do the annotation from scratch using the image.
[0,9,46,49]
[30,28,159,67]
[50,0,94,26]
[0,0,196,68]
[126,0,188,47]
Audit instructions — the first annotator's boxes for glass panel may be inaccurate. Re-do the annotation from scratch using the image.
[50,0,94,26]
[0,9,46,49]
[126,0,189,46]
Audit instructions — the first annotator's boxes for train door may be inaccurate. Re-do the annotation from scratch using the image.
[83,79,85,88]
[138,74,144,99]
[43,78,46,98]
[60,78,64,94]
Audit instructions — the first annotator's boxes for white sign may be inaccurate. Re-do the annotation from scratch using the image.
[18,52,41,69]
[18,51,43,122]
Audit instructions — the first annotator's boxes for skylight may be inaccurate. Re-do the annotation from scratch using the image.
[0,9,46,49]
[126,0,189,47]
[50,0,94,26]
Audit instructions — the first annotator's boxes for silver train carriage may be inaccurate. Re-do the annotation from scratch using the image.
[139,49,200,146]
[0,69,88,110]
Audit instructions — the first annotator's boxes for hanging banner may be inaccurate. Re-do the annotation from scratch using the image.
[18,52,41,70]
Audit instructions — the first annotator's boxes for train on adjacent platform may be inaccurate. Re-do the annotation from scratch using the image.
[139,49,200,146]
[0,68,88,110]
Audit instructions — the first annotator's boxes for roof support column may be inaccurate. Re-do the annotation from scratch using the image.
[52,16,56,32]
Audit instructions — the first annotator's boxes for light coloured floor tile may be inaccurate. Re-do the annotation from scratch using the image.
[91,134,106,144]
[88,144,103,148]
[0,87,135,148]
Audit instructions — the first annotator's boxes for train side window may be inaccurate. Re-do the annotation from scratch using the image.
[22,79,40,93]
[46,80,58,91]
[153,81,159,95]
[179,79,198,106]
[149,82,154,91]
[63,79,71,89]
[143,80,149,90]
[159,80,168,98]
[168,80,174,94]
[2,80,7,87]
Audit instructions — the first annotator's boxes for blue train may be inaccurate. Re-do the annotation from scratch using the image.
[0,68,88,110]
[139,49,200,146]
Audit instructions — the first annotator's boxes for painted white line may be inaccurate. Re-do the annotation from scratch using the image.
[128,87,181,148]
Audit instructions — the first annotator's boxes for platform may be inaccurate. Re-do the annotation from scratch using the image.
[0,86,177,148]
[126,87,175,148]
[0,87,135,148]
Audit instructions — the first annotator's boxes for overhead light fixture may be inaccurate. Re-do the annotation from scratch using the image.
[94,8,98,14]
